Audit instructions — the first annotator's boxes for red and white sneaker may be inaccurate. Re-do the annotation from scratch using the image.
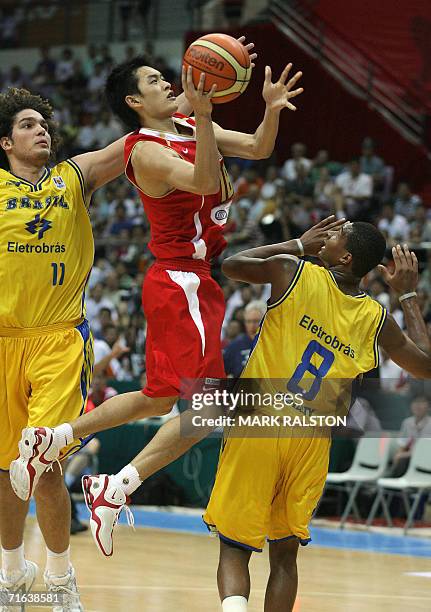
[9,427,60,501]
[82,474,134,557]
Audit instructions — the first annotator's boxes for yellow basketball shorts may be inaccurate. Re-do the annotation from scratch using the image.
[203,430,330,551]
[0,320,94,470]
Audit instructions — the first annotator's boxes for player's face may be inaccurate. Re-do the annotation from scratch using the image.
[133,66,178,118]
[1,109,51,165]
[318,223,352,266]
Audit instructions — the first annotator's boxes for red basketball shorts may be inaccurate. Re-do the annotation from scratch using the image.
[141,259,226,398]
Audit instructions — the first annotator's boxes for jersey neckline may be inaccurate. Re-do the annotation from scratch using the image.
[7,166,51,192]
[138,115,195,142]
[327,269,367,299]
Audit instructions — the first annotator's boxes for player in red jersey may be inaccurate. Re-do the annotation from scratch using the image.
[10,52,304,554]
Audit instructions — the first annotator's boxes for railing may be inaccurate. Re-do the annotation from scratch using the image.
[269,0,427,150]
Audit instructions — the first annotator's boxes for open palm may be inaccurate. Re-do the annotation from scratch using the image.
[262,63,303,111]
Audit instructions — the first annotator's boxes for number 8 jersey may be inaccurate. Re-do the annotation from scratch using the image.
[241,259,387,417]
[0,160,93,329]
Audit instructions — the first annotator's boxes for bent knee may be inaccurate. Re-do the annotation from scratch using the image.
[34,465,66,499]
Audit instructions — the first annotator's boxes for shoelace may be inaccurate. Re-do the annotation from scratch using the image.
[46,458,63,476]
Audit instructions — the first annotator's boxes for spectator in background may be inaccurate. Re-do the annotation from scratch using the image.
[313,167,337,213]
[408,205,431,243]
[94,323,130,380]
[390,396,431,477]
[222,319,244,349]
[418,251,431,291]
[310,149,343,184]
[368,277,390,310]
[35,46,57,81]
[94,109,123,148]
[86,283,117,334]
[224,301,266,377]
[4,66,28,89]
[360,137,385,189]
[335,159,373,219]
[74,113,98,154]
[55,48,75,83]
[286,162,314,206]
[281,142,312,181]
[107,203,134,236]
[260,165,283,200]
[88,62,107,94]
[378,202,409,244]
[393,182,422,220]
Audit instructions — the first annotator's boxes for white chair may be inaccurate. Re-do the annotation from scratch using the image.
[366,437,431,534]
[324,436,392,528]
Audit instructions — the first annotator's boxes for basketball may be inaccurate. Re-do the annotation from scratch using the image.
[183,33,252,104]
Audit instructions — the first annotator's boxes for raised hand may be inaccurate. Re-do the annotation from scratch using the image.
[262,64,303,112]
[378,244,418,295]
[237,35,257,68]
[181,66,217,117]
[300,215,346,255]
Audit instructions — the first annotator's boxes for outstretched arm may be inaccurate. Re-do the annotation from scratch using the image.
[378,244,431,378]
[72,135,128,199]
[213,64,303,159]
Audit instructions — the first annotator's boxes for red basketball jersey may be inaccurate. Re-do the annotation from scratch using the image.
[124,113,234,261]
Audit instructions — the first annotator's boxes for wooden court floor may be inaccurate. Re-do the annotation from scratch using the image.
[22,518,431,611]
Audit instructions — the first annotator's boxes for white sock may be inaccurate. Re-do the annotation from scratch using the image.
[1,544,26,579]
[222,596,248,611]
[45,546,70,577]
[112,464,142,496]
[52,423,74,449]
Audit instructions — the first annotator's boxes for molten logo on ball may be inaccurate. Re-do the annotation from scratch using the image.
[188,48,225,72]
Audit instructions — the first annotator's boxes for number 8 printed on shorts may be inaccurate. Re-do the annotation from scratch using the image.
[287,340,335,401]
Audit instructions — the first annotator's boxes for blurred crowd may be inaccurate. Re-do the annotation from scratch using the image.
[1,45,430,402]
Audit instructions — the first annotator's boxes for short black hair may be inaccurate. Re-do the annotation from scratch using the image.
[0,88,61,169]
[105,55,148,130]
[346,222,386,277]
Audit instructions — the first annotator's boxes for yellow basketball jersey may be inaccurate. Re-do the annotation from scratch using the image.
[0,159,93,329]
[241,260,386,418]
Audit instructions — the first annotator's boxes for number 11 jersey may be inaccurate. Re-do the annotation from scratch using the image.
[0,159,93,329]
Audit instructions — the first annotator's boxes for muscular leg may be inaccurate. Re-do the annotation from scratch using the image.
[130,403,223,479]
[0,471,29,550]
[264,539,299,612]
[217,540,252,603]
[34,463,70,554]
[70,392,177,439]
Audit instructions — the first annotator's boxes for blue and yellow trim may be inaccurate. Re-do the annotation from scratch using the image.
[267,534,311,546]
[373,306,387,368]
[328,270,367,298]
[66,158,87,207]
[9,166,51,192]
[267,259,305,310]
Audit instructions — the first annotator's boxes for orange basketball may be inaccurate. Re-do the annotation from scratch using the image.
[183,33,252,104]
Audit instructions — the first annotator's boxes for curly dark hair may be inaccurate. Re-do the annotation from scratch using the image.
[0,88,61,170]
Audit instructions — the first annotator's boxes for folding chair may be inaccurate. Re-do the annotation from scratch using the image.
[324,436,392,528]
[366,438,431,534]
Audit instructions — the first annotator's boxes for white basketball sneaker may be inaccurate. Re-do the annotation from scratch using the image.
[0,560,38,612]
[82,474,134,557]
[10,427,61,501]
[44,566,83,612]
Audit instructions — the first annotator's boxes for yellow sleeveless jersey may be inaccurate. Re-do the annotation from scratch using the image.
[0,159,93,330]
[241,260,386,418]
